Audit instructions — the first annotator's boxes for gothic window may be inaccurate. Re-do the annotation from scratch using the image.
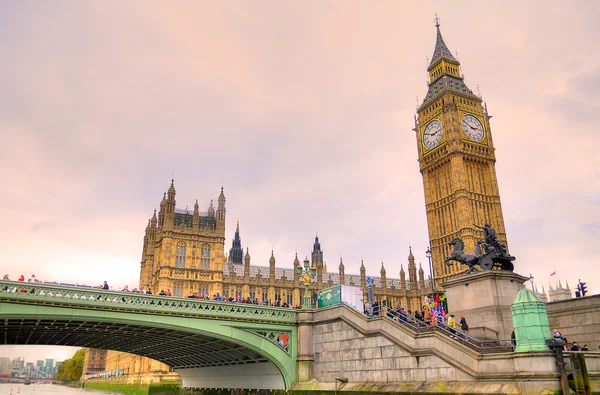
[236,289,242,300]
[173,283,184,298]
[223,288,229,298]
[287,293,293,306]
[199,285,208,297]
[201,245,210,270]
[175,243,186,268]
[275,291,281,303]
[249,290,256,301]
[261,291,268,303]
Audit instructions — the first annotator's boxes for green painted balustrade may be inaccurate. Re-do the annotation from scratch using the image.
[0,280,297,324]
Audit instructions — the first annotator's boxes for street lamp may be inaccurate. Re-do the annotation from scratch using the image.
[296,257,317,309]
[426,247,434,293]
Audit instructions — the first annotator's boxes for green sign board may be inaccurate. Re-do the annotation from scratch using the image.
[317,285,364,312]
[317,285,342,308]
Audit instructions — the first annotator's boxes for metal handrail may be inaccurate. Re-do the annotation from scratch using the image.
[0,280,297,323]
[382,308,513,353]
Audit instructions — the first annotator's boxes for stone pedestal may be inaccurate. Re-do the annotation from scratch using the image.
[443,271,528,341]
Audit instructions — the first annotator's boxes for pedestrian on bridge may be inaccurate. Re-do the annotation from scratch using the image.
[460,316,469,336]
[449,314,457,338]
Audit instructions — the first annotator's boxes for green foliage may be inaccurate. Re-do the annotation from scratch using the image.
[55,349,86,381]
[148,384,183,394]
[84,381,148,395]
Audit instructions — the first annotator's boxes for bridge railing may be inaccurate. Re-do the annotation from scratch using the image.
[383,308,513,353]
[0,280,296,324]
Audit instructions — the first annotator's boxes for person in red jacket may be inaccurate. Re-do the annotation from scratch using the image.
[18,275,25,282]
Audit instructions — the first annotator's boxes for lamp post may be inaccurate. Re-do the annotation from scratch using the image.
[426,247,434,293]
[296,257,317,309]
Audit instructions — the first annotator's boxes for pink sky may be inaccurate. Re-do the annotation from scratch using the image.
[1,1,599,361]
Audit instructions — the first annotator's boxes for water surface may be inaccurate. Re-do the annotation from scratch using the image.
[0,383,113,395]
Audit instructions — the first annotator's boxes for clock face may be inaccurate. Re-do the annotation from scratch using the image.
[462,114,484,141]
[423,120,443,149]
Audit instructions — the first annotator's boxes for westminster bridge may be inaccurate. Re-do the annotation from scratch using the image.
[1,280,599,393]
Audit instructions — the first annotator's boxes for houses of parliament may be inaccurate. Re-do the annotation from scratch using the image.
[138,180,430,311]
[84,21,518,378]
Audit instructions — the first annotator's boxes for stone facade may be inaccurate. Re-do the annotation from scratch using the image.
[313,320,471,383]
[443,270,528,340]
[140,180,430,311]
[82,349,170,379]
[546,293,600,351]
[293,304,583,394]
[416,23,508,286]
[548,279,572,302]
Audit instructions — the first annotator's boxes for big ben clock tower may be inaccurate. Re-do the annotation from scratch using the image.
[416,19,508,284]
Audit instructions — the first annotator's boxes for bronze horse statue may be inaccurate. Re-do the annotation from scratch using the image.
[445,238,482,273]
[445,237,516,273]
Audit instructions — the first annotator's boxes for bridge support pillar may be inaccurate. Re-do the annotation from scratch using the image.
[443,270,528,341]
[296,310,315,382]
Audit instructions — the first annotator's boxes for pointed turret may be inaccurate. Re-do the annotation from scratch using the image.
[269,250,276,284]
[216,186,226,232]
[323,262,328,273]
[294,252,300,280]
[428,17,458,71]
[192,200,199,228]
[360,259,367,301]
[228,220,243,264]
[418,263,425,290]
[158,193,167,228]
[338,256,345,285]
[566,281,571,290]
[312,235,323,287]
[150,209,157,227]
[419,17,478,110]
[208,200,215,218]
[244,247,251,280]
[380,261,387,296]
[167,178,176,200]
[408,247,418,289]
[164,179,176,228]
[400,264,406,292]
[311,234,323,267]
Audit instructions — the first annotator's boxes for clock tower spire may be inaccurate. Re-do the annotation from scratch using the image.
[415,19,508,285]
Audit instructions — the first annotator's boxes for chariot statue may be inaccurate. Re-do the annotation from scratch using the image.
[444,223,515,273]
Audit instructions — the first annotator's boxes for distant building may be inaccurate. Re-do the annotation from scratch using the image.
[0,358,11,375]
[83,349,107,373]
[44,359,54,374]
[549,280,572,302]
[533,284,548,302]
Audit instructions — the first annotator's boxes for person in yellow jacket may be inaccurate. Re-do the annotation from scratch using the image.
[448,314,457,339]
[423,305,431,325]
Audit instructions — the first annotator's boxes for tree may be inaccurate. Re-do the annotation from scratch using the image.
[56,349,85,381]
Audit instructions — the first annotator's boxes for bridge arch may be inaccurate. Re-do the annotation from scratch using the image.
[0,282,297,389]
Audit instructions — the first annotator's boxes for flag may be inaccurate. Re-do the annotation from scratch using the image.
[550,271,556,276]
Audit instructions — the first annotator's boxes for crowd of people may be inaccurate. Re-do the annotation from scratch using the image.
[367,301,470,337]
[1,275,302,308]
[4,274,598,351]
[553,328,596,351]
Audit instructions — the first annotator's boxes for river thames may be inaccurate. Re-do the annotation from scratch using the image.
[0,383,112,395]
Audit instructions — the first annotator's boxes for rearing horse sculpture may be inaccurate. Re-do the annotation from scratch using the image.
[445,238,481,273]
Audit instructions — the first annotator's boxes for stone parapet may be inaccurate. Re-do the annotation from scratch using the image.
[291,304,591,394]
[443,270,529,340]
[546,294,600,351]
